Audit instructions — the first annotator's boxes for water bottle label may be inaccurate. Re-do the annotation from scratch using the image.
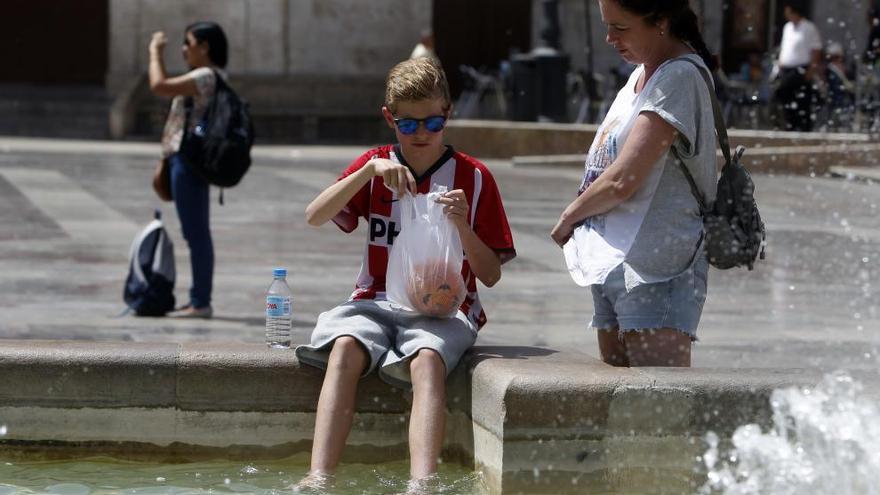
[266,295,290,317]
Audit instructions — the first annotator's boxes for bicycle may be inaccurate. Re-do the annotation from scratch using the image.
[453,65,507,120]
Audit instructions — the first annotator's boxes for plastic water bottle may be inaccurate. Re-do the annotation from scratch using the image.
[265,268,292,348]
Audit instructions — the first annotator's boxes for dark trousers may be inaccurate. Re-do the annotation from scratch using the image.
[170,153,213,308]
[776,66,815,132]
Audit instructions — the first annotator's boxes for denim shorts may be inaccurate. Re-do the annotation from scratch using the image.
[295,299,478,390]
[589,255,708,340]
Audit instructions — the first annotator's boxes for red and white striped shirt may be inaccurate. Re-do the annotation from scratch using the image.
[332,144,516,329]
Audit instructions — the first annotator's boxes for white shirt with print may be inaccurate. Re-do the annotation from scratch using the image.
[569,55,716,290]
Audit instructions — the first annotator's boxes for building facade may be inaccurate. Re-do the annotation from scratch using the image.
[1,0,875,139]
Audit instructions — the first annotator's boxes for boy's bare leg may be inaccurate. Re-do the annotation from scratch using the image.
[308,336,369,474]
[408,349,447,480]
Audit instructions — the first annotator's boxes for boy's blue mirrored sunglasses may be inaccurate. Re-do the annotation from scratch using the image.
[393,115,447,135]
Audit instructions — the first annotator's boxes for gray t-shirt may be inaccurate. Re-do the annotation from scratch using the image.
[567,55,717,290]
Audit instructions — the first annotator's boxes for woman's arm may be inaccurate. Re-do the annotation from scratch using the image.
[148,32,199,97]
[550,111,678,247]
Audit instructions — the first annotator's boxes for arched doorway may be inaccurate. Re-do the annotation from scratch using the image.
[1,0,109,85]
[433,0,532,98]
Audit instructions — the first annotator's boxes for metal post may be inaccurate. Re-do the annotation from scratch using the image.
[767,0,777,53]
[539,0,562,49]
[583,0,594,74]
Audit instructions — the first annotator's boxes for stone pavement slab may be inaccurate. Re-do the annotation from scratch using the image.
[0,137,879,374]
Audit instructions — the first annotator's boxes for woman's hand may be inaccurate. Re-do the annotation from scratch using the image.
[550,214,575,248]
[369,158,416,197]
[149,31,167,56]
[436,189,469,229]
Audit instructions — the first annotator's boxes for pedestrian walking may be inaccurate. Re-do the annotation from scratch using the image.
[551,0,718,367]
[774,3,823,131]
[148,21,231,319]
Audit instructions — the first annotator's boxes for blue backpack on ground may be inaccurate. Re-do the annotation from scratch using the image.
[123,210,176,316]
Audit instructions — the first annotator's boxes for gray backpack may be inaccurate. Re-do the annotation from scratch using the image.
[672,58,766,270]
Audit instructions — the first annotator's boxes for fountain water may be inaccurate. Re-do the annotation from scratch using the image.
[701,372,880,495]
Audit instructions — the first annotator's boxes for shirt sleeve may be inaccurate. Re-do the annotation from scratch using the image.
[473,167,516,264]
[638,61,706,159]
[806,23,822,51]
[331,149,374,233]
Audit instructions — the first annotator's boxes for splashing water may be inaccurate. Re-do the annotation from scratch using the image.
[701,372,880,495]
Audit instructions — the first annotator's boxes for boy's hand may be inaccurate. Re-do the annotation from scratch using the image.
[370,158,416,197]
[436,189,469,228]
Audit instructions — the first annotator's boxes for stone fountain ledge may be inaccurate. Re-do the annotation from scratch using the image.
[444,119,874,158]
[510,142,880,176]
[2,341,877,493]
[441,119,880,175]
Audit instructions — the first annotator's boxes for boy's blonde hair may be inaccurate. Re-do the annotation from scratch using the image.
[384,57,451,114]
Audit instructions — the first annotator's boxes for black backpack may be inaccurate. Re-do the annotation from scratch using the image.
[673,58,766,270]
[180,70,254,195]
[123,211,176,316]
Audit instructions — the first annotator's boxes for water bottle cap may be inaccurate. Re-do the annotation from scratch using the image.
[273,268,287,278]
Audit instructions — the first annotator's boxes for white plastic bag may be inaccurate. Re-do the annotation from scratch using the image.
[563,224,590,287]
[386,184,466,318]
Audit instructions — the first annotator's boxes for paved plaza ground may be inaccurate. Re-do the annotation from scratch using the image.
[2,136,879,373]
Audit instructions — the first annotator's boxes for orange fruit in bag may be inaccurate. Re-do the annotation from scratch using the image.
[406,260,466,317]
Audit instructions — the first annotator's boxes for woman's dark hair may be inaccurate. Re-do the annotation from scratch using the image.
[185,21,229,68]
[614,0,717,71]
[784,3,807,18]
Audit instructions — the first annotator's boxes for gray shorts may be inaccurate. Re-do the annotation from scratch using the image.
[295,299,478,390]
[590,254,709,340]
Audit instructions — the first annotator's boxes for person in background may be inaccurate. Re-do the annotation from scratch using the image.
[149,22,230,319]
[824,42,856,129]
[410,29,439,62]
[736,51,772,103]
[774,3,823,131]
[551,0,717,367]
[865,8,880,67]
[739,52,766,85]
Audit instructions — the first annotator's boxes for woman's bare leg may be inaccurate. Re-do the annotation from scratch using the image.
[623,328,691,367]
[598,327,630,367]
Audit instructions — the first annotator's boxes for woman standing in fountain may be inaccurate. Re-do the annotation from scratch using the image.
[148,22,230,318]
[551,0,717,367]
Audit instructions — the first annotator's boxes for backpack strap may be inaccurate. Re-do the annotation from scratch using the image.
[182,68,223,140]
[183,70,228,206]
[668,57,733,214]
[183,95,194,134]
[210,67,230,92]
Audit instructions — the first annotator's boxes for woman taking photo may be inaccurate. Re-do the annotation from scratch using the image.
[551,0,717,367]
[148,22,229,319]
